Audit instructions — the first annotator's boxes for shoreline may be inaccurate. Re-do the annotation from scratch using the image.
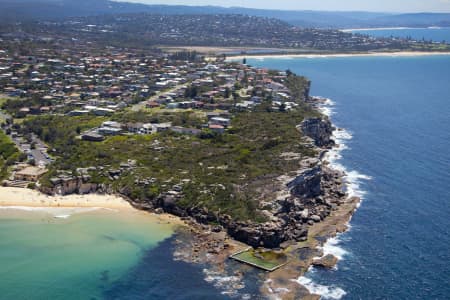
[0,186,186,226]
[227,51,450,61]
[340,26,446,32]
[0,97,360,300]
[0,186,133,209]
[261,97,365,300]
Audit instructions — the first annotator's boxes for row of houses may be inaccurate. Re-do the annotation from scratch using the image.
[81,114,233,141]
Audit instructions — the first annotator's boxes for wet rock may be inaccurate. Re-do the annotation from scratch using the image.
[312,254,338,268]
[302,294,321,300]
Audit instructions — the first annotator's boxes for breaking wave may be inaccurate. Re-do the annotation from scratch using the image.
[316,95,372,202]
[322,236,349,261]
[296,97,373,299]
[0,206,113,218]
[203,269,249,299]
[296,277,347,300]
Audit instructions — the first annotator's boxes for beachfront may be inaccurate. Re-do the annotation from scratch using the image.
[0,186,132,209]
[227,51,450,61]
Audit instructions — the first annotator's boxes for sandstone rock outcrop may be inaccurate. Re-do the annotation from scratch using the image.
[312,254,338,268]
[300,117,335,147]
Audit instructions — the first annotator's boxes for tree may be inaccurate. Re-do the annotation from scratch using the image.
[224,87,230,99]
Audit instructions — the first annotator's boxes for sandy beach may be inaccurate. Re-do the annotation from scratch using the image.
[340,26,446,32]
[340,27,426,32]
[0,186,186,225]
[227,51,450,61]
[0,186,133,209]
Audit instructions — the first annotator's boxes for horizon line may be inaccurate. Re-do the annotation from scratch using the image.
[111,1,450,14]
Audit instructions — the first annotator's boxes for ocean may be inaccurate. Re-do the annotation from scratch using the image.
[0,209,176,299]
[246,51,450,298]
[347,27,450,43]
[0,208,261,300]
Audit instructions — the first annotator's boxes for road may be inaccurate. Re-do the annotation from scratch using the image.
[30,134,52,166]
[0,108,52,166]
[130,84,186,112]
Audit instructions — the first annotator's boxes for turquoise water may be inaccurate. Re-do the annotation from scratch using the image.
[349,27,450,43]
[0,209,175,300]
[0,208,258,299]
[247,53,450,299]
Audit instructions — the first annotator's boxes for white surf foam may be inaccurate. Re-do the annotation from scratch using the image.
[0,206,113,218]
[321,236,349,260]
[317,97,372,203]
[203,269,246,298]
[296,98,373,298]
[316,97,336,117]
[54,214,71,219]
[296,277,347,300]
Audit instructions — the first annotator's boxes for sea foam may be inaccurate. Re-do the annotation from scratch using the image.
[295,97,373,299]
[322,236,349,260]
[296,277,347,300]
[0,206,113,218]
[203,269,246,298]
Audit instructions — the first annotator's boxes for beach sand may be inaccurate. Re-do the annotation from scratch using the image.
[0,187,185,225]
[227,51,450,61]
[0,186,132,209]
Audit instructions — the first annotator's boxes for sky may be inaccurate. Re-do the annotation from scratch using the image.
[119,0,450,13]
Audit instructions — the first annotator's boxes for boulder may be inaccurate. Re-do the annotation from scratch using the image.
[287,166,323,199]
[300,209,309,219]
[312,254,338,268]
[310,215,321,222]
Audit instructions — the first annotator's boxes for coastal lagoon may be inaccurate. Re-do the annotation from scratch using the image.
[247,53,450,299]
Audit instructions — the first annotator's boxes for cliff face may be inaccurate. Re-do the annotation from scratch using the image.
[287,165,323,199]
[129,162,346,249]
[40,176,110,195]
[300,117,335,148]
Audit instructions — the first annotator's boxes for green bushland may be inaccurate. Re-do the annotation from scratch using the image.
[20,75,320,222]
[0,130,21,179]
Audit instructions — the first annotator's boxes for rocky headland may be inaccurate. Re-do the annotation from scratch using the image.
[35,99,357,300]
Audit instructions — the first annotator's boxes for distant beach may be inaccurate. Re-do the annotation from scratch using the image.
[340,27,444,32]
[228,51,450,61]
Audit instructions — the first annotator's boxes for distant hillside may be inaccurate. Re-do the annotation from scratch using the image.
[370,13,450,28]
[0,0,449,28]
[14,13,446,54]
